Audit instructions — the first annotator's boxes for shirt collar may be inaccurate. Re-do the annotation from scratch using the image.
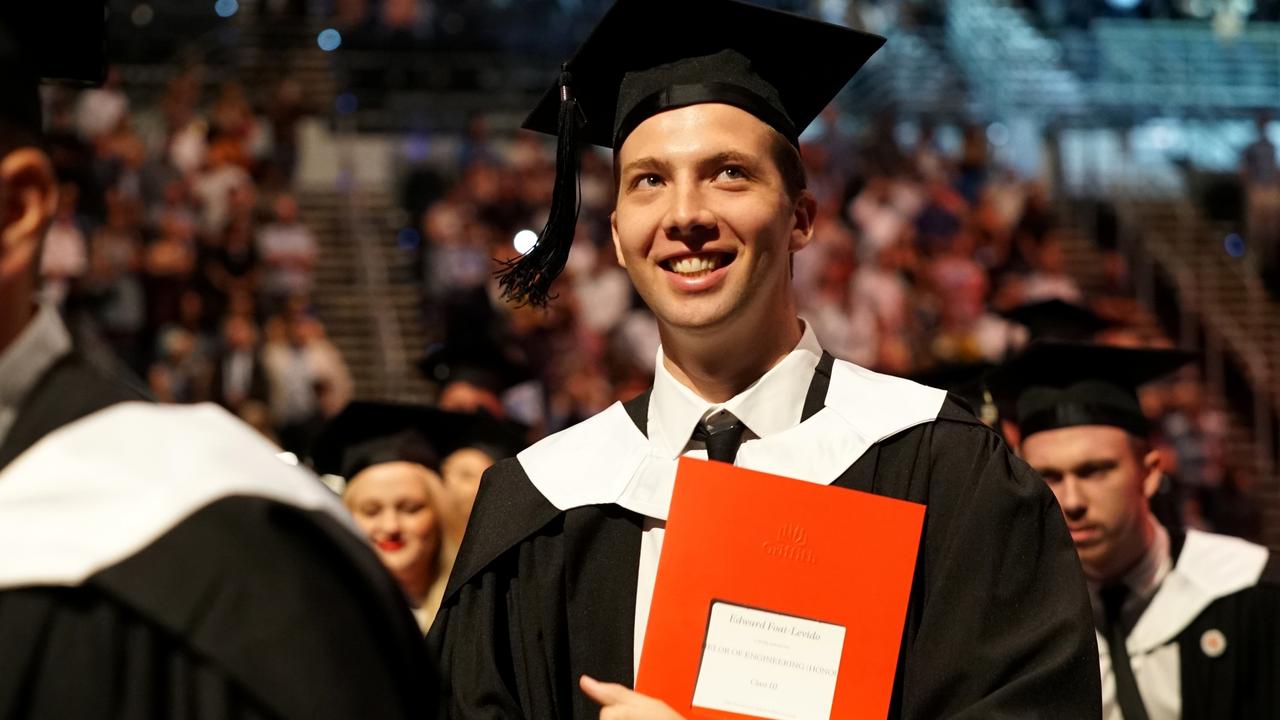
[1087,517,1171,628]
[648,321,823,458]
[0,303,72,414]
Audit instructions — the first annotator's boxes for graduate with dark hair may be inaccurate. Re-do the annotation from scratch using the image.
[991,342,1280,720]
[0,7,436,718]
[428,1,1101,717]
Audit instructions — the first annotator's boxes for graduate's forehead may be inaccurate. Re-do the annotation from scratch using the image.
[616,103,777,166]
[1020,424,1137,469]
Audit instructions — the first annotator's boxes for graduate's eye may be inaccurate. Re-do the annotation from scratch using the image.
[1074,460,1118,480]
[399,501,427,514]
[715,165,751,182]
[631,173,664,189]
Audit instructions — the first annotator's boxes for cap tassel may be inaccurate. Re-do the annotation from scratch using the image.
[497,68,584,307]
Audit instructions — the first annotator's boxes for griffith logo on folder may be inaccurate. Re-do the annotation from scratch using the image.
[762,524,816,565]
[635,458,925,720]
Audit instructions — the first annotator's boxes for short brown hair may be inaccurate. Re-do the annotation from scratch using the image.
[768,128,806,202]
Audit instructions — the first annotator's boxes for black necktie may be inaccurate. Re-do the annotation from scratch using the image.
[1101,584,1150,720]
[691,413,747,464]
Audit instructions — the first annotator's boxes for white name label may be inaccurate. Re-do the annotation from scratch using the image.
[692,601,846,720]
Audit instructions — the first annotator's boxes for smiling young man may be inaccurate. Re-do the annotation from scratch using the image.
[993,342,1280,720]
[428,1,1100,717]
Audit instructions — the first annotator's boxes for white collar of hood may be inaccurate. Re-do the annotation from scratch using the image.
[648,323,823,458]
[0,402,354,589]
[518,356,947,521]
[1123,529,1269,655]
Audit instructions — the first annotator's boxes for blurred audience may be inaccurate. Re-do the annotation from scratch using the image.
[43,65,349,452]
[46,53,1259,544]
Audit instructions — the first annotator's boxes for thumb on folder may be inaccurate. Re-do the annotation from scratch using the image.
[579,675,687,720]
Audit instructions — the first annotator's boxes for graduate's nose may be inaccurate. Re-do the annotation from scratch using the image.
[1058,477,1088,519]
[662,183,717,241]
[373,508,402,534]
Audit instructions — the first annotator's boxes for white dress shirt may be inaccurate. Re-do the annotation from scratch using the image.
[0,304,72,448]
[633,323,824,673]
[1092,519,1177,720]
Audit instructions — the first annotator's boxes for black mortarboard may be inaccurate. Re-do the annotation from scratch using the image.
[910,361,999,427]
[0,3,106,139]
[310,401,526,481]
[988,342,1196,440]
[500,0,884,306]
[1001,299,1113,344]
[416,340,532,395]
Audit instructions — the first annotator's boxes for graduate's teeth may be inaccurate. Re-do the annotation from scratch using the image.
[669,255,721,275]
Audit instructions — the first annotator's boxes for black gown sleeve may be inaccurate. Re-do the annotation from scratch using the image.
[0,497,438,720]
[0,585,279,719]
[427,458,566,720]
[894,412,1102,719]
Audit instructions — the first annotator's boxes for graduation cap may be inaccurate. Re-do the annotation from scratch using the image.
[1001,299,1114,344]
[416,340,532,395]
[0,3,106,139]
[910,361,999,427]
[500,0,884,306]
[987,342,1196,440]
[310,401,526,482]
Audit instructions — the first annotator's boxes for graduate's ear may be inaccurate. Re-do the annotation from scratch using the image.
[610,210,628,268]
[1140,445,1163,501]
[0,147,57,277]
[788,188,816,253]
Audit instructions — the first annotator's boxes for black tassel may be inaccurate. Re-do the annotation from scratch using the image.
[497,68,584,307]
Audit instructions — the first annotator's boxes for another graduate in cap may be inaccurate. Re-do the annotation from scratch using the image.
[429,0,1099,717]
[990,343,1280,720]
[1001,297,1116,350]
[313,401,525,632]
[0,7,435,717]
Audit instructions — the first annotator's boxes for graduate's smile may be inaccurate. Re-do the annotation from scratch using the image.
[659,250,736,292]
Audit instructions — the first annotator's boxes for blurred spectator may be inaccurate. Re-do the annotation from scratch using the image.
[256,193,316,312]
[74,66,128,143]
[83,191,146,369]
[263,315,323,452]
[1241,113,1280,294]
[142,209,197,331]
[804,244,879,367]
[926,233,1012,363]
[39,183,89,304]
[1018,232,1083,303]
[956,124,990,205]
[569,240,631,336]
[265,78,306,186]
[192,139,252,237]
[148,326,209,404]
[211,315,270,414]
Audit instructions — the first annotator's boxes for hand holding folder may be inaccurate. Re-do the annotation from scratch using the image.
[635,458,925,720]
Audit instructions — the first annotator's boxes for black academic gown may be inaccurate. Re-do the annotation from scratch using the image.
[429,354,1101,719]
[1113,531,1280,720]
[0,353,438,719]
[1178,554,1280,719]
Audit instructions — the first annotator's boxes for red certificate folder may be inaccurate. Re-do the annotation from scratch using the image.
[635,458,925,720]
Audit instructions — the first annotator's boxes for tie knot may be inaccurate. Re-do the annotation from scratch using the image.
[692,412,747,464]
[1100,583,1129,626]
